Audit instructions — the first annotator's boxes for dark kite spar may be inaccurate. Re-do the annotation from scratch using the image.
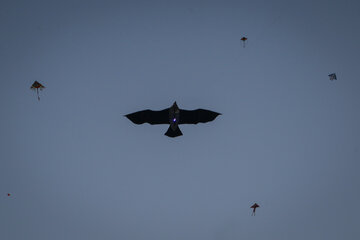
[125,101,221,137]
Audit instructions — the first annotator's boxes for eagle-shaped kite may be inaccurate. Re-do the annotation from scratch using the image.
[125,102,221,137]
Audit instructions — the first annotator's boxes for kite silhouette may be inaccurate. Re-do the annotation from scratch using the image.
[30,81,45,100]
[328,73,337,81]
[241,37,248,48]
[251,203,259,216]
[125,101,221,137]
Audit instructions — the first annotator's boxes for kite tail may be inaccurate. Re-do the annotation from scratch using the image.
[37,89,40,101]
[164,126,183,138]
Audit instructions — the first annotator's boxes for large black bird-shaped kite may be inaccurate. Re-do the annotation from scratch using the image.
[125,102,221,137]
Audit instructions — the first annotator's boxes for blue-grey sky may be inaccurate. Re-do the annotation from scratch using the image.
[1,0,360,239]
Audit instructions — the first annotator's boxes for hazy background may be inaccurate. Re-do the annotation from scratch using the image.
[1,0,359,239]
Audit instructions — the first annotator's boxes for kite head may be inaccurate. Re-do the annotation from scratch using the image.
[172,101,179,109]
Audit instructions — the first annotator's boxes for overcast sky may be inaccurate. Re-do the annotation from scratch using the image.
[1,0,360,239]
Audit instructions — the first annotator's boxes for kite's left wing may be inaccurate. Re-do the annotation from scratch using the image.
[179,109,221,124]
[125,109,169,125]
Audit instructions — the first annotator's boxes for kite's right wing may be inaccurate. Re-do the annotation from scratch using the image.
[125,109,169,125]
[179,109,221,124]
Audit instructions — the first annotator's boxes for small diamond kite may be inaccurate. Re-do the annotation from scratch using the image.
[328,73,337,81]
[250,203,259,216]
[241,37,248,48]
[30,81,45,101]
